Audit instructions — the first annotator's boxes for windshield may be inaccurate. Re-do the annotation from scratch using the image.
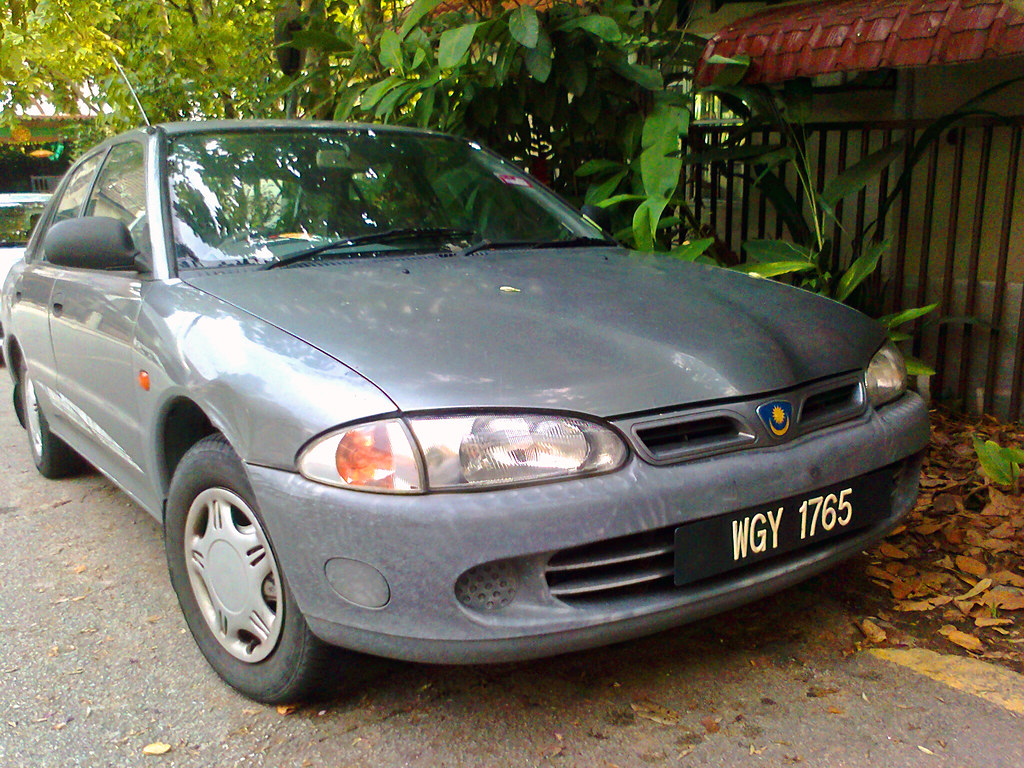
[166,129,600,270]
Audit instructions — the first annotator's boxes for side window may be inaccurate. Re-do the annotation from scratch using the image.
[51,153,104,225]
[85,142,150,259]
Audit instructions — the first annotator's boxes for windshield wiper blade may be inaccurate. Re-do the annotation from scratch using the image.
[457,235,615,258]
[264,227,477,270]
[530,236,617,249]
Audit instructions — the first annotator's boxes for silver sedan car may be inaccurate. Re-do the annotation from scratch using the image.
[2,122,928,703]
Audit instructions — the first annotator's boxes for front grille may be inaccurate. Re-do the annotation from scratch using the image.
[635,416,739,456]
[622,374,866,466]
[545,526,676,604]
[800,380,863,427]
[631,413,755,464]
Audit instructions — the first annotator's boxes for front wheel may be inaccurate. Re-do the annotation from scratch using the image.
[165,435,335,703]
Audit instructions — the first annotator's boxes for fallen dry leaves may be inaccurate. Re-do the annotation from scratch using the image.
[865,407,1024,665]
[858,619,887,644]
[629,700,680,726]
[699,716,721,734]
[938,625,984,652]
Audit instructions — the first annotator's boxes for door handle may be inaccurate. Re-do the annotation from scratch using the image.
[52,302,64,317]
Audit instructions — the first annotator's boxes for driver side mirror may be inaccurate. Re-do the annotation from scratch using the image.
[44,216,145,272]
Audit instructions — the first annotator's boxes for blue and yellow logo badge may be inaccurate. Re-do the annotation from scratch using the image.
[756,401,793,438]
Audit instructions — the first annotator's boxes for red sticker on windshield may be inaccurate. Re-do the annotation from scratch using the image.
[497,174,532,188]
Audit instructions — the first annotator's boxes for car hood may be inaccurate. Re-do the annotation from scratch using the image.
[182,248,885,417]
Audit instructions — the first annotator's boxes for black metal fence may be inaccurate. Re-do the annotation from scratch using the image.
[688,118,1024,422]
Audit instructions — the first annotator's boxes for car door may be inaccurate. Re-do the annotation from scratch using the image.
[48,141,151,503]
[8,152,105,402]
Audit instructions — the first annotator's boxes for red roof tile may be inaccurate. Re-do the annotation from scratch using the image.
[696,0,1024,85]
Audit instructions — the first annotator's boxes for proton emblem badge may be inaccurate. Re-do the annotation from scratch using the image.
[756,400,793,438]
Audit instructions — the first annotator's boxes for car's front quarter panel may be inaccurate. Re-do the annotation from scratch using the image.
[132,279,399,497]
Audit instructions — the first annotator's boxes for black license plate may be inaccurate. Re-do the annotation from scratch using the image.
[674,468,894,586]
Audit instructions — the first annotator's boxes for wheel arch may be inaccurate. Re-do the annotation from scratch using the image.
[157,396,219,504]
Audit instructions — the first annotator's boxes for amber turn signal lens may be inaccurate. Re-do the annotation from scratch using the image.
[335,424,397,489]
[137,370,151,391]
[297,419,422,493]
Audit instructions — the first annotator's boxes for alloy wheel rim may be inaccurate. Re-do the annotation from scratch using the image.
[184,487,283,662]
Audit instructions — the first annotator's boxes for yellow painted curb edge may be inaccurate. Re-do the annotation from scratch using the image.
[870,647,1024,715]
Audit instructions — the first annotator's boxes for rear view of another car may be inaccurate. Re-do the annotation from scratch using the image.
[0,193,50,362]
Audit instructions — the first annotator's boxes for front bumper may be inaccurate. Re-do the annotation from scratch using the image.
[247,392,929,664]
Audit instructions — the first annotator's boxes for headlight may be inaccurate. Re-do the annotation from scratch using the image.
[410,414,627,489]
[865,340,908,407]
[298,414,627,492]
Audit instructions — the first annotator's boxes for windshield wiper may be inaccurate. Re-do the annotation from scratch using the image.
[457,235,615,258]
[264,227,477,270]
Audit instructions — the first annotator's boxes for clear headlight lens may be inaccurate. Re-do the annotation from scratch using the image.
[410,414,627,490]
[298,414,627,492]
[865,340,908,407]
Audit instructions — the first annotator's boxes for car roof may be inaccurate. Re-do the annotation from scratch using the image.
[84,120,456,155]
[154,119,444,138]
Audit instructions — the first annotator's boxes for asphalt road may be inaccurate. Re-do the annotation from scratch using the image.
[1,372,1023,768]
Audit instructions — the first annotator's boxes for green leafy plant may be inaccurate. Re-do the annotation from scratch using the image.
[973,436,1024,492]
[688,69,1024,359]
[286,0,708,256]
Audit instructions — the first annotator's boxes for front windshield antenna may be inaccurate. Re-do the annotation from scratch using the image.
[110,55,151,127]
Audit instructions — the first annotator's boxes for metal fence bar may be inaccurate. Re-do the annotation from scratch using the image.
[957,125,993,400]
[875,130,893,243]
[775,161,787,239]
[816,128,828,194]
[740,156,751,244]
[997,126,1024,417]
[854,128,869,258]
[913,140,941,360]
[892,128,916,317]
[934,128,966,400]
[794,149,806,216]
[709,131,720,234]
[693,128,704,226]
[757,129,769,238]
[831,129,849,270]
[724,150,736,252]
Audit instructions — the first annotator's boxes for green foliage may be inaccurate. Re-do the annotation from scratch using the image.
[284,0,703,253]
[878,304,939,375]
[1,0,281,141]
[973,436,1024,489]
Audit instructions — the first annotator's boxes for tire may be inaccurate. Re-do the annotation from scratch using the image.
[165,434,335,703]
[19,360,83,478]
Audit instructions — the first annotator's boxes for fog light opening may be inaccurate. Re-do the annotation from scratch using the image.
[325,558,391,609]
[455,561,518,611]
